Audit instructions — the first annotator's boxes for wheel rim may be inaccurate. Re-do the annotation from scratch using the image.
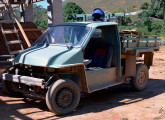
[56,87,75,109]
[137,70,147,85]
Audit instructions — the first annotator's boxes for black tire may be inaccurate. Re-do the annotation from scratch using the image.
[130,64,149,91]
[46,79,80,115]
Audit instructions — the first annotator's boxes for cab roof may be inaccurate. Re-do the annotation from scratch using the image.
[52,22,118,27]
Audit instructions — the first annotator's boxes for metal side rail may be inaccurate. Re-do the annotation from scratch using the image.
[2,73,44,87]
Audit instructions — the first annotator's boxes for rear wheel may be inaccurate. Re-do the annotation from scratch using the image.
[130,64,149,91]
[46,79,80,115]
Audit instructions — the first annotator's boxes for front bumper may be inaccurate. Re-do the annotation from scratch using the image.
[2,73,44,87]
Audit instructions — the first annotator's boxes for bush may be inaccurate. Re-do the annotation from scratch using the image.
[125,17,132,24]
[117,17,132,26]
[119,19,164,36]
[140,2,149,10]
[139,6,164,19]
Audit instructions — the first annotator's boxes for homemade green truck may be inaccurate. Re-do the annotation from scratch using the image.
[1,22,160,115]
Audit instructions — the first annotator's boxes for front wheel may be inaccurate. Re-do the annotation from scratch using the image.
[1,79,22,96]
[46,79,80,115]
[130,64,149,91]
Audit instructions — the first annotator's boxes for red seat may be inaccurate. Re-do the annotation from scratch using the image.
[90,44,113,68]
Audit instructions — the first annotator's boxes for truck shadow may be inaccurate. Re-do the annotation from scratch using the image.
[62,78,165,117]
[0,78,165,120]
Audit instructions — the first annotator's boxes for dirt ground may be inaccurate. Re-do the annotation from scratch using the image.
[0,46,165,120]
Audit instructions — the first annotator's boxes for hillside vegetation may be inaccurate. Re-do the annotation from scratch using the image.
[63,0,150,13]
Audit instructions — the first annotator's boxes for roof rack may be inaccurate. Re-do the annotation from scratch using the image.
[75,13,125,22]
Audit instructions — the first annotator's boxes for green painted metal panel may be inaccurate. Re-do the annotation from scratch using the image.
[76,13,124,18]
[14,45,84,68]
[86,67,121,92]
[110,13,125,17]
[13,22,119,68]
[51,22,117,28]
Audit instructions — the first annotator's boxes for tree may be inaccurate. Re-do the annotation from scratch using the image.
[140,2,150,10]
[33,5,48,28]
[152,0,165,22]
[143,18,153,32]
[63,2,85,22]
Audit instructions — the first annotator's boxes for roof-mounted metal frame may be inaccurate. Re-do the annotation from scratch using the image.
[75,13,125,22]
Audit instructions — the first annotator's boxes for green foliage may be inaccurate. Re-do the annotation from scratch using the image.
[143,18,152,32]
[64,0,151,13]
[110,8,125,13]
[33,5,48,28]
[63,2,85,22]
[125,17,132,24]
[117,17,125,25]
[160,31,165,38]
[119,19,164,36]
[14,8,21,21]
[151,0,165,9]
[117,17,132,25]
[140,2,149,10]
[127,5,138,12]
[14,6,48,28]
[151,0,165,21]
[139,7,163,19]
[127,14,139,22]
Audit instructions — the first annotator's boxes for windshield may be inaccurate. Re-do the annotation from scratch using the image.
[33,25,90,47]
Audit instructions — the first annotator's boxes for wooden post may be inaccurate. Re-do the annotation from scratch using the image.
[20,3,34,22]
[47,0,63,27]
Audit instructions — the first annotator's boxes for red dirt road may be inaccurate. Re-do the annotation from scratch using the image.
[0,46,165,120]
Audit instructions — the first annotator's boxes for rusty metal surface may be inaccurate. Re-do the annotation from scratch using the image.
[125,55,136,77]
[2,73,44,87]
[0,22,42,55]
[85,67,122,92]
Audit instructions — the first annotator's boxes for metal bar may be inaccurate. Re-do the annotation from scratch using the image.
[3,30,18,34]
[0,23,11,54]
[123,34,160,37]
[7,40,22,44]
[2,73,44,87]
[10,50,24,55]
[0,20,13,23]
[127,39,129,48]
[0,61,12,63]
[0,55,14,57]
[124,38,160,41]
[83,14,86,22]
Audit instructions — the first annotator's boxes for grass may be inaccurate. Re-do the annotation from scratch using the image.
[154,117,162,120]
[127,14,139,22]
[121,118,128,120]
